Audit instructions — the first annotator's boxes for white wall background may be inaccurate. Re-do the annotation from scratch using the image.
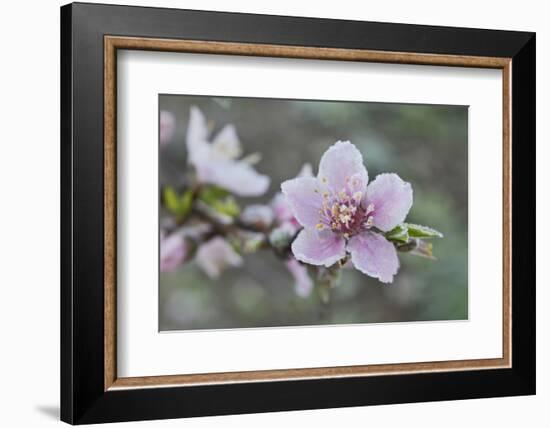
[0,0,545,426]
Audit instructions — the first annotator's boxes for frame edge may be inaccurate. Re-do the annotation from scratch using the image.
[510,32,536,394]
[60,2,74,425]
[63,3,536,423]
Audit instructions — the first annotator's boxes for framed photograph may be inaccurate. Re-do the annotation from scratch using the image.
[60,2,535,424]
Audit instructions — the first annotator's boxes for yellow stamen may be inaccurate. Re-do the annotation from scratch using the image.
[316,223,325,230]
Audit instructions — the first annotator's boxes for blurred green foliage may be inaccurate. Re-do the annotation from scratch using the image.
[159,95,468,331]
[198,186,240,217]
[163,186,193,219]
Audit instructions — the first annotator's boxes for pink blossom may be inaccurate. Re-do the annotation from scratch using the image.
[271,193,297,227]
[281,141,413,283]
[285,258,314,298]
[160,110,176,147]
[271,163,313,232]
[186,106,270,196]
[160,232,188,272]
[195,236,243,279]
[269,164,315,296]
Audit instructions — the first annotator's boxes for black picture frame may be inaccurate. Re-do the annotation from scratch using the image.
[61,2,535,424]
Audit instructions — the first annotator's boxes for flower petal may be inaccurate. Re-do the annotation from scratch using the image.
[271,192,295,224]
[347,232,399,283]
[197,159,270,197]
[291,229,346,267]
[160,233,187,272]
[186,106,210,164]
[318,141,368,194]
[195,237,243,279]
[297,163,314,178]
[285,258,314,297]
[366,173,413,231]
[281,177,323,229]
[240,204,274,228]
[211,124,242,160]
[160,110,176,147]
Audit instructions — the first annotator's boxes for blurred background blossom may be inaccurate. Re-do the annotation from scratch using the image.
[159,95,468,331]
[195,236,244,279]
[159,110,175,147]
[185,106,270,196]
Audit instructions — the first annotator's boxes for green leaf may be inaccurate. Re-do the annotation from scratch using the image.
[210,197,240,217]
[385,224,409,243]
[386,223,442,244]
[178,190,194,218]
[404,223,443,239]
[163,186,181,215]
[163,186,193,218]
[198,186,230,205]
[198,186,240,218]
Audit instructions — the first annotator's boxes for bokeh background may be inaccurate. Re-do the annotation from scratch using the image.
[159,94,468,331]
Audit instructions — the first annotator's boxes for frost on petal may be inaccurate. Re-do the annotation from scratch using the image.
[211,124,242,160]
[281,177,323,229]
[160,233,187,272]
[160,110,175,147]
[195,237,243,279]
[285,258,314,297]
[366,173,413,232]
[318,141,368,193]
[186,106,210,165]
[197,159,270,197]
[347,232,399,283]
[291,228,346,267]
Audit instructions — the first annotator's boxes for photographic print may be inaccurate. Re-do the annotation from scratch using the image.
[159,95,467,331]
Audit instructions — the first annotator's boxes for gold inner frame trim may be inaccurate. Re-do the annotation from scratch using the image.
[104,35,512,391]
